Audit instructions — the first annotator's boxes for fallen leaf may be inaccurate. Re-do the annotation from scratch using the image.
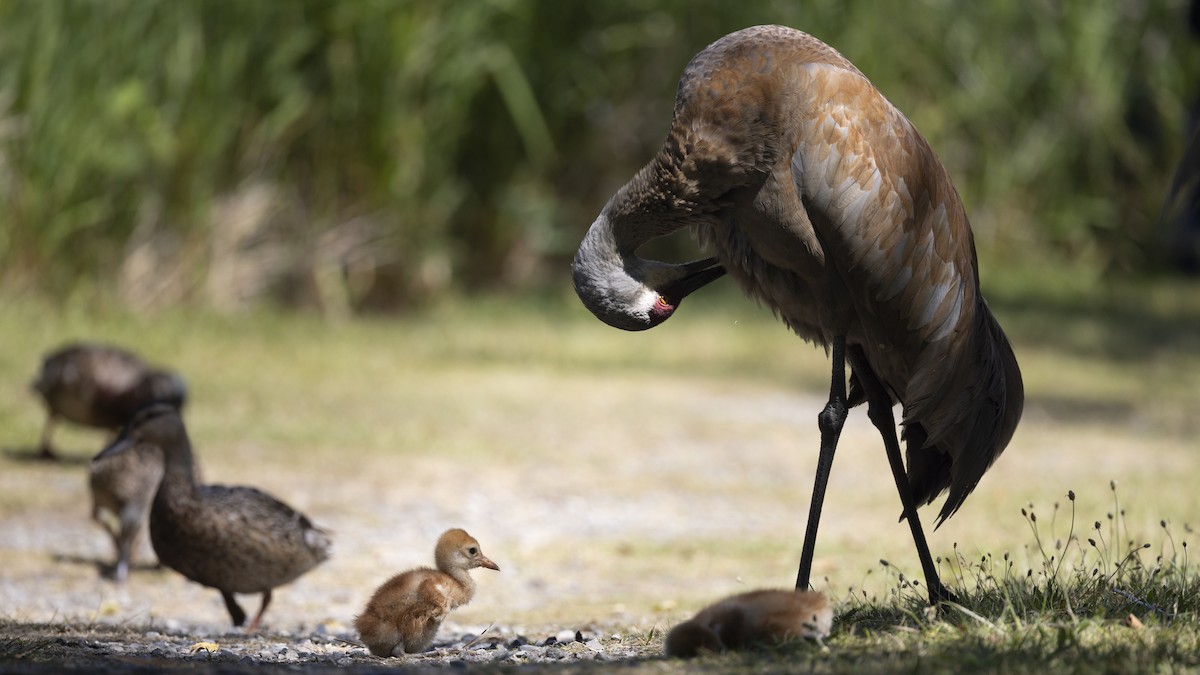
[189,641,219,654]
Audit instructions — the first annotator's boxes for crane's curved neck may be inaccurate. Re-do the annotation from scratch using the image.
[573,206,725,331]
[573,127,739,331]
[602,137,701,242]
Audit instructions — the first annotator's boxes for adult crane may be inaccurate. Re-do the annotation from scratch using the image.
[572,25,1023,604]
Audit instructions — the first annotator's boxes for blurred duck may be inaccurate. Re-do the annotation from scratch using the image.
[93,403,330,631]
[664,589,832,658]
[31,342,187,460]
[355,528,499,656]
[88,439,165,582]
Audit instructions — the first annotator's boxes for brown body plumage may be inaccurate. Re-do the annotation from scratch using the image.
[92,403,330,630]
[31,342,186,460]
[355,528,499,657]
[88,440,164,582]
[664,589,832,658]
[573,25,1023,603]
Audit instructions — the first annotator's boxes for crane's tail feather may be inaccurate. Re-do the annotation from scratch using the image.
[901,304,1023,527]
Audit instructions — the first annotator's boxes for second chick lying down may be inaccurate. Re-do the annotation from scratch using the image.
[665,589,832,658]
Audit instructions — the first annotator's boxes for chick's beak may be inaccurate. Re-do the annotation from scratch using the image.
[476,555,500,571]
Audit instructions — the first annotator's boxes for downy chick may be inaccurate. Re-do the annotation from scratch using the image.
[355,528,499,656]
[665,589,832,658]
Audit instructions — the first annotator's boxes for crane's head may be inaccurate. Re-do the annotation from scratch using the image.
[573,213,726,331]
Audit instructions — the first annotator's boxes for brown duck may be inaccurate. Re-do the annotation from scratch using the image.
[32,342,187,460]
[93,403,330,631]
[664,589,833,658]
[355,528,499,656]
[88,439,165,582]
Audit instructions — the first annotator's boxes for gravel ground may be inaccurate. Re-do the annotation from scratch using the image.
[1,620,657,672]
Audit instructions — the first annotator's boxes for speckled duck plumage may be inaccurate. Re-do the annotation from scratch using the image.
[32,342,186,459]
[88,439,165,582]
[94,403,330,630]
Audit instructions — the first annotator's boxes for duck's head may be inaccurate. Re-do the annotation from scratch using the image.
[145,371,188,409]
[92,402,190,469]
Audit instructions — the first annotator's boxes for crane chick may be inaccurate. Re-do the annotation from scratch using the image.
[665,589,832,658]
[355,528,499,656]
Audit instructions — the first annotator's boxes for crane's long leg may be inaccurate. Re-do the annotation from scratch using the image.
[846,345,955,605]
[795,335,848,591]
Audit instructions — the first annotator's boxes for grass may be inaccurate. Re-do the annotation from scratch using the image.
[0,269,1199,672]
[819,487,1200,674]
[657,486,1200,673]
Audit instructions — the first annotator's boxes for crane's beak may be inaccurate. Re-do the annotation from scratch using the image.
[660,257,726,306]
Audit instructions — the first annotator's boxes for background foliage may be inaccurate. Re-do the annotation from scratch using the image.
[0,0,1196,312]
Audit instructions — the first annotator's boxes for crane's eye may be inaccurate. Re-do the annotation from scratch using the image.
[468,547,477,555]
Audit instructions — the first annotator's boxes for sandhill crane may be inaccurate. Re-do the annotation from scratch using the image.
[572,25,1023,604]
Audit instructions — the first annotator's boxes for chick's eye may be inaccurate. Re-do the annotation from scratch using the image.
[468,547,477,555]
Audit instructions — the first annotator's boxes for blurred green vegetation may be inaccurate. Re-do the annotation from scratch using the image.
[0,0,1195,313]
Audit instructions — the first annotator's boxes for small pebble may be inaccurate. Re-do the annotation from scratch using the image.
[584,639,604,653]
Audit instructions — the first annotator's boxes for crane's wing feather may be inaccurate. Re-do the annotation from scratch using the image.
[787,58,1019,522]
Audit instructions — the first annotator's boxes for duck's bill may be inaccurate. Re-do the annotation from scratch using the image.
[92,436,133,463]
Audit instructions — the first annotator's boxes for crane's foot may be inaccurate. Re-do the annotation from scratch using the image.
[927,580,960,607]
